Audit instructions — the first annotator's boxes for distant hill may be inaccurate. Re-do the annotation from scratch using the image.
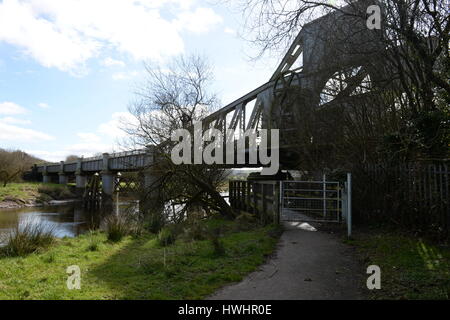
[0,148,45,184]
[1,149,44,165]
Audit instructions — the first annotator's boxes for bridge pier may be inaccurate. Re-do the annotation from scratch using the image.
[58,173,67,185]
[43,175,51,183]
[75,158,87,189]
[101,173,115,196]
[76,175,87,188]
[101,153,114,211]
[42,164,50,183]
[58,161,67,185]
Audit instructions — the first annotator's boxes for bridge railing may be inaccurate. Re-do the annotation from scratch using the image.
[35,149,148,171]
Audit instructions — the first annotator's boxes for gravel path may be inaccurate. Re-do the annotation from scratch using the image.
[209,221,364,300]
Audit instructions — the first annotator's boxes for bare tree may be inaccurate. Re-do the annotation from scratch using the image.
[124,55,235,231]
[0,149,35,187]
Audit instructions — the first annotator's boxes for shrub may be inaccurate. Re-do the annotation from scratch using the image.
[103,214,130,243]
[144,211,165,234]
[0,219,55,257]
[86,231,100,251]
[158,226,177,246]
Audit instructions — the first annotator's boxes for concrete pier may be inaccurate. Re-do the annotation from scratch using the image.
[101,173,114,196]
[76,175,87,188]
[58,161,67,185]
[75,158,86,189]
[101,153,114,210]
[58,173,67,185]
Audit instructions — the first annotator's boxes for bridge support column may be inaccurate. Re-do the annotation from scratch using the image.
[101,153,114,210]
[75,158,86,189]
[58,161,67,185]
[101,173,114,196]
[76,175,87,188]
[42,164,50,183]
[58,173,67,185]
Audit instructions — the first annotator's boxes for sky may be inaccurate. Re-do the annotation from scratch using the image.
[0,0,281,162]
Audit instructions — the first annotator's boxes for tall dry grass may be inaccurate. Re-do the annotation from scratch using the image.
[0,219,55,257]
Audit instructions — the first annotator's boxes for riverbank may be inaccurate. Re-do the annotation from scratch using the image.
[0,183,77,209]
[0,218,281,299]
[347,230,450,299]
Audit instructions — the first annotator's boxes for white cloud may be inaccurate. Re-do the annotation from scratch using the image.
[0,116,32,125]
[0,122,54,142]
[65,142,112,156]
[176,7,223,33]
[77,132,101,143]
[25,112,137,162]
[26,150,68,162]
[0,0,98,75]
[102,57,125,67]
[38,102,50,109]
[98,112,136,138]
[0,0,223,74]
[0,101,28,115]
[112,71,139,80]
[224,27,236,35]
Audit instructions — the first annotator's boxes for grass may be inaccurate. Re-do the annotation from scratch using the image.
[0,220,55,257]
[0,218,281,299]
[0,182,74,205]
[347,231,450,299]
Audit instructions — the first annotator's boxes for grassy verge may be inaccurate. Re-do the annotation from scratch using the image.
[0,182,75,206]
[347,231,450,299]
[0,219,281,299]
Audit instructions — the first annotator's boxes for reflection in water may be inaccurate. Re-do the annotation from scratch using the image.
[0,201,138,243]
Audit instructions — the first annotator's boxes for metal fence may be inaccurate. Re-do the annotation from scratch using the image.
[280,180,342,222]
[356,161,449,239]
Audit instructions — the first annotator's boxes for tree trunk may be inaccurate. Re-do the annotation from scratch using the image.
[189,174,236,219]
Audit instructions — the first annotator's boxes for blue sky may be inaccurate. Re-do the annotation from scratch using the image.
[0,0,280,162]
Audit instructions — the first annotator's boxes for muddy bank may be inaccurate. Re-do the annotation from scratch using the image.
[0,199,81,210]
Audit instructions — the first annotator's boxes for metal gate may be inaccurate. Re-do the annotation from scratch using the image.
[280,178,348,223]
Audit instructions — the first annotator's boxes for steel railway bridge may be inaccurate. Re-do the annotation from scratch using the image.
[33,2,386,201]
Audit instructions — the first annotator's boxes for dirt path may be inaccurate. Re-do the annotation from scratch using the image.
[209,222,364,300]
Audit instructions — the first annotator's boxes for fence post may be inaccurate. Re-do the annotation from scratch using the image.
[274,183,280,224]
[246,182,251,212]
[229,181,233,209]
[347,173,352,238]
[322,174,327,219]
[253,182,258,217]
[262,184,267,224]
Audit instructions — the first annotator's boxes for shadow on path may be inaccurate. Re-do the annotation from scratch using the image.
[209,222,365,300]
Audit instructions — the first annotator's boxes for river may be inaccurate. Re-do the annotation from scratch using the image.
[0,192,229,244]
[0,200,139,245]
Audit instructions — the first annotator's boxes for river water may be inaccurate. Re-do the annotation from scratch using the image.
[0,193,229,244]
[0,200,139,245]
[0,202,93,241]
